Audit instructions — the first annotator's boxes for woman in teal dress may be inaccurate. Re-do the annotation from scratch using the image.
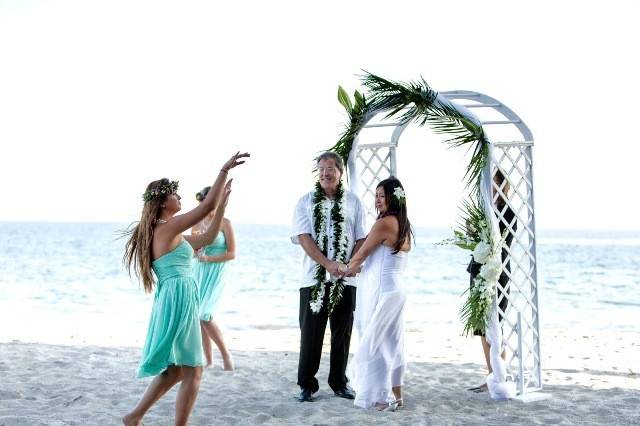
[192,187,237,370]
[122,152,249,426]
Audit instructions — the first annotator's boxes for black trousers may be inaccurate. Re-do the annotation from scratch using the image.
[297,283,356,393]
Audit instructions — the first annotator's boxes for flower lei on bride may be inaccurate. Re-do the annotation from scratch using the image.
[309,180,350,315]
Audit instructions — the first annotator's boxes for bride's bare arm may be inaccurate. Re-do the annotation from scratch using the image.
[339,218,393,274]
[344,238,366,276]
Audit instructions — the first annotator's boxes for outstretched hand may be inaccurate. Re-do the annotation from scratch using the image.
[221,179,233,206]
[222,151,250,172]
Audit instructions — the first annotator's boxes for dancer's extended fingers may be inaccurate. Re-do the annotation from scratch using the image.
[233,152,250,167]
[223,152,250,170]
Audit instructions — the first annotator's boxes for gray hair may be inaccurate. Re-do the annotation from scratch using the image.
[316,152,344,174]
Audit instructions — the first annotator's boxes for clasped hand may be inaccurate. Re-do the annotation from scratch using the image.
[327,261,359,278]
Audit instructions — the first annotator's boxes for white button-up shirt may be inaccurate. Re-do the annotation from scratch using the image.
[291,190,367,288]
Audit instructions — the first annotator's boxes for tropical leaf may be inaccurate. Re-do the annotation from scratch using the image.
[459,285,489,336]
[324,87,370,170]
[337,86,352,113]
[354,90,364,106]
[322,72,497,336]
[362,72,488,187]
[360,72,438,123]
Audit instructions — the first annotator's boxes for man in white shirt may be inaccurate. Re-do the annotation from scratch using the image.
[291,152,366,402]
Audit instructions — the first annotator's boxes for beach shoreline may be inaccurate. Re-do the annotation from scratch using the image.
[1,223,638,424]
[1,327,638,425]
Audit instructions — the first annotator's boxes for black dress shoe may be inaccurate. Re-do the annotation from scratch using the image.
[334,387,355,400]
[297,389,313,402]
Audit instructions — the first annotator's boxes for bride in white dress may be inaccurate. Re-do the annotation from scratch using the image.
[338,177,413,411]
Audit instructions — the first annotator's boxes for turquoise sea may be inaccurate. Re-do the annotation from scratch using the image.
[0,223,638,346]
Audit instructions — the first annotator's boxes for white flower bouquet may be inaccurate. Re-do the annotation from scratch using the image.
[440,197,503,335]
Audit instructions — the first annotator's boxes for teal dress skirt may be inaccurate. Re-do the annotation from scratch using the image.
[137,239,204,378]
[192,231,228,322]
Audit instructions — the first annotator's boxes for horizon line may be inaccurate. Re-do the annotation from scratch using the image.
[1,220,639,233]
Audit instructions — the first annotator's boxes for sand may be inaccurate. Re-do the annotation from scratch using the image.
[1,327,639,425]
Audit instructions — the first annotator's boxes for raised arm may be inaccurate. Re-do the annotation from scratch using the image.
[343,238,366,276]
[338,217,393,275]
[198,218,236,262]
[157,152,249,240]
[191,217,205,237]
[185,182,232,250]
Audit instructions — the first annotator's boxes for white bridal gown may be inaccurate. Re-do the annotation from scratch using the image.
[349,244,408,409]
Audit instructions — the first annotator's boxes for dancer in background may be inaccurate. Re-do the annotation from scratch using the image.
[192,186,236,371]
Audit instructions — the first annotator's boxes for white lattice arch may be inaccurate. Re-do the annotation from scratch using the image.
[347,91,542,397]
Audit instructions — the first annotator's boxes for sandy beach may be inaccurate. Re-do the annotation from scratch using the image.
[3,0,640,422]
[1,327,638,425]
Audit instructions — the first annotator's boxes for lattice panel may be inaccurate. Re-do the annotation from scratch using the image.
[349,92,541,397]
[491,144,542,393]
[354,144,394,220]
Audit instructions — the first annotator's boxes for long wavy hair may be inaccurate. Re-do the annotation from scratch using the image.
[123,178,171,293]
[376,176,414,254]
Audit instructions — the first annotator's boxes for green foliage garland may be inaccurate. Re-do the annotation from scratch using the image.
[309,181,349,315]
[325,72,497,334]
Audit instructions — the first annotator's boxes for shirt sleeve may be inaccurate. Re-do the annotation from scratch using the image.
[291,194,312,244]
[353,195,367,241]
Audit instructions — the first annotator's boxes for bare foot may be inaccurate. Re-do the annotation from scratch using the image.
[205,354,213,368]
[222,354,234,371]
[122,413,141,426]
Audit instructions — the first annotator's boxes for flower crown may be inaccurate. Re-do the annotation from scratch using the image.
[142,179,179,202]
[393,186,406,204]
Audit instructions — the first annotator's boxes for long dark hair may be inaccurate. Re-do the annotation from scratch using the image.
[123,178,171,293]
[376,176,414,254]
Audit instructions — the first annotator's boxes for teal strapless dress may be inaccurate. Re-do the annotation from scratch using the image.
[193,231,228,322]
[137,239,204,378]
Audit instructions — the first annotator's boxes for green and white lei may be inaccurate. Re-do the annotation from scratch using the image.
[309,180,350,315]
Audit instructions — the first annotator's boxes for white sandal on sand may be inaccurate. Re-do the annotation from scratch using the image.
[375,399,402,412]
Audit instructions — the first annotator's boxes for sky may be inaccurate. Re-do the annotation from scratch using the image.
[1,0,639,229]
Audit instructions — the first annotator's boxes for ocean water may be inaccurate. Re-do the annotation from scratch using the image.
[0,222,638,346]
